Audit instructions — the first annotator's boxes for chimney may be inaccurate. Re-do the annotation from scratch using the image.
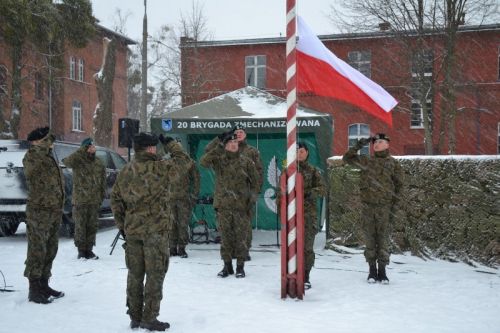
[379,22,391,31]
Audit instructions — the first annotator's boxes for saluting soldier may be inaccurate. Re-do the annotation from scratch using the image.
[62,137,106,259]
[343,133,404,284]
[111,132,189,331]
[164,139,200,259]
[23,126,65,304]
[201,132,259,278]
[233,125,263,261]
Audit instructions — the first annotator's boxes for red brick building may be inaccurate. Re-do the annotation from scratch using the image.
[180,24,500,156]
[0,24,135,151]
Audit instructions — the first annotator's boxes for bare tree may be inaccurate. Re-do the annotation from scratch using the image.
[328,0,499,154]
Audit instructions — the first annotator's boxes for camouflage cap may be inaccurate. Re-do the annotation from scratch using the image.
[27,126,50,141]
[372,133,390,142]
[133,132,159,147]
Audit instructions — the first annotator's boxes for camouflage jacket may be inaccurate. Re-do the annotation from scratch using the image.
[238,141,263,193]
[111,142,188,236]
[22,142,65,210]
[200,142,259,211]
[168,153,200,202]
[343,147,404,205]
[62,146,106,205]
[298,160,327,207]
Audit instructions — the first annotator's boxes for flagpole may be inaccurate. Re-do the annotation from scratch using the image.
[284,0,298,299]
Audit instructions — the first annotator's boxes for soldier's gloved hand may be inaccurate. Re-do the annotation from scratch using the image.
[119,229,126,240]
[355,137,371,149]
[159,134,175,145]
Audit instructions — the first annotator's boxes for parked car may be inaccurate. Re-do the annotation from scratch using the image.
[0,140,127,237]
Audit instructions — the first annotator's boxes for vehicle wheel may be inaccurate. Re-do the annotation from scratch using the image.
[0,216,21,237]
[59,213,75,238]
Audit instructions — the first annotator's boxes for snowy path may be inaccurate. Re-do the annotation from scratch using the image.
[0,227,498,333]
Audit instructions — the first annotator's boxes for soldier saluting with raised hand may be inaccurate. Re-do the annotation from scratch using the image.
[62,137,106,260]
[343,133,404,284]
[201,132,259,278]
[111,132,189,331]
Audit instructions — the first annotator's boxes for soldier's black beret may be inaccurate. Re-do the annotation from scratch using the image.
[233,124,246,131]
[81,137,94,147]
[372,133,390,142]
[298,141,309,151]
[222,133,237,145]
[27,126,50,141]
[133,132,159,147]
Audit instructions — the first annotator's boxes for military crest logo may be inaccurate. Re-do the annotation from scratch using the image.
[162,119,173,131]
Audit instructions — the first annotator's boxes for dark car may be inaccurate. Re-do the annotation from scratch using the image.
[0,140,127,237]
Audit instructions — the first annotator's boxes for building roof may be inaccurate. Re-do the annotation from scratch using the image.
[167,86,327,119]
[180,23,500,48]
[96,24,136,45]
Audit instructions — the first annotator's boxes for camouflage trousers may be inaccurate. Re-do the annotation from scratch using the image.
[304,204,319,273]
[170,200,192,248]
[24,205,62,280]
[361,202,391,266]
[217,209,248,264]
[125,233,169,323]
[245,202,256,251]
[73,204,100,250]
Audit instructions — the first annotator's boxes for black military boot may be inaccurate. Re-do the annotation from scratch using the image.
[28,279,52,304]
[367,263,378,283]
[77,249,86,259]
[139,319,170,331]
[86,249,99,260]
[130,319,141,329]
[378,264,389,284]
[169,247,178,257]
[235,263,245,278]
[217,261,233,278]
[304,269,311,290]
[40,278,65,299]
[178,246,188,258]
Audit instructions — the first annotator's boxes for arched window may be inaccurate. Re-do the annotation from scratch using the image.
[348,123,370,155]
[69,56,76,80]
[72,100,82,131]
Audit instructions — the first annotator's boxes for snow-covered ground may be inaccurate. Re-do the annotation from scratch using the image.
[1,226,499,333]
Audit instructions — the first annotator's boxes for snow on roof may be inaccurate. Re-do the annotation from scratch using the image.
[167,86,327,119]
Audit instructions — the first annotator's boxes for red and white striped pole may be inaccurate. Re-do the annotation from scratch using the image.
[283,0,298,299]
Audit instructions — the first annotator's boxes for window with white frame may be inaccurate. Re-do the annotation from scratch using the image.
[348,51,371,78]
[78,58,84,82]
[348,123,370,155]
[69,56,76,80]
[72,100,82,131]
[34,73,43,100]
[498,123,500,154]
[0,65,6,96]
[245,55,266,89]
[410,50,434,128]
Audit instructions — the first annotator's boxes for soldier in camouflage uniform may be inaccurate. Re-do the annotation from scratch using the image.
[233,125,263,261]
[111,132,188,331]
[200,133,259,278]
[343,133,403,284]
[23,126,65,304]
[62,138,106,260]
[297,142,326,289]
[167,143,200,259]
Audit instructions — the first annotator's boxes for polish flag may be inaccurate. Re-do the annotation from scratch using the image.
[297,16,397,126]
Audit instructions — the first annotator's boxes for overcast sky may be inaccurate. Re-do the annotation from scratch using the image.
[90,0,338,41]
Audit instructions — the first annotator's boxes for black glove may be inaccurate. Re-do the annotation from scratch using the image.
[119,229,126,240]
[159,134,174,145]
[217,130,232,142]
[355,137,372,149]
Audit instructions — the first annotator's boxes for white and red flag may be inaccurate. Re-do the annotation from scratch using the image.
[297,16,397,126]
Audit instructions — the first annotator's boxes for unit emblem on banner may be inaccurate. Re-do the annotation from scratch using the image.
[162,119,173,131]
